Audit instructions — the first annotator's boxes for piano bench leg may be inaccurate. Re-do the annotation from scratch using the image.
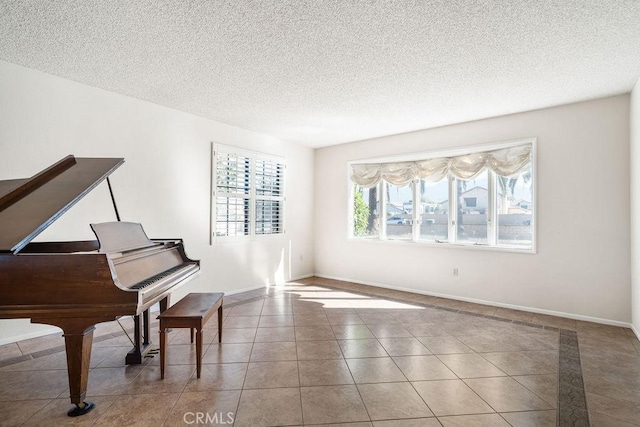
[156,293,224,380]
[218,305,223,343]
[196,328,203,378]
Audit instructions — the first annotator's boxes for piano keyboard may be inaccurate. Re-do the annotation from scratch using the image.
[130,263,192,290]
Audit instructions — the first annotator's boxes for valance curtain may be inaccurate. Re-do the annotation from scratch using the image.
[351,144,531,188]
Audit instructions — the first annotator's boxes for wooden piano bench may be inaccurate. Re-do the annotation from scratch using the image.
[157,292,224,379]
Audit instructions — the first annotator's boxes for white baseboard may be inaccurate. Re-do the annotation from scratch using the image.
[314,273,633,329]
[291,273,315,281]
[632,324,640,341]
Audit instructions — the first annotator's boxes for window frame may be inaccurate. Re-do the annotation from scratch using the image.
[347,138,536,254]
[212,143,286,244]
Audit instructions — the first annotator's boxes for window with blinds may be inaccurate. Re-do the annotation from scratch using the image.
[255,159,284,235]
[212,144,285,242]
[215,152,251,238]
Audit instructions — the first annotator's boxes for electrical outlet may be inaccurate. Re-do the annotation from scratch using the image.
[453,268,459,276]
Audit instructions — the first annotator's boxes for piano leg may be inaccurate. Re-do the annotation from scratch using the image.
[126,298,171,365]
[159,295,170,312]
[31,316,115,416]
[125,314,142,364]
[60,322,96,416]
[126,314,145,364]
[125,309,155,365]
[143,309,150,347]
[26,318,97,417]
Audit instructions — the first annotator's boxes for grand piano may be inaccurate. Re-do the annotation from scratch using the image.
[0,155,200,416]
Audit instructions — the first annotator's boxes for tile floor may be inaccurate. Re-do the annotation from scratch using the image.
[0,276,639,426]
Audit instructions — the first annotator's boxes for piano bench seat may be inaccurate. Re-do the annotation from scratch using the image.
[157,292,224,379]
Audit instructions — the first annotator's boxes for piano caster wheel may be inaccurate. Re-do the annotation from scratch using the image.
[67,401,95,417]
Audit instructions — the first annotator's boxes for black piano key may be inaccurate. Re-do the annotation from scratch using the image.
[130,263,192,290]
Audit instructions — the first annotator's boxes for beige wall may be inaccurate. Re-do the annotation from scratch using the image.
[631,77,640,337]
[1,57,635,342]
[314,95,631,325]
[0,60,315,344]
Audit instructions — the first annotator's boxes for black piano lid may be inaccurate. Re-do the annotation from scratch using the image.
[0,155,125,254]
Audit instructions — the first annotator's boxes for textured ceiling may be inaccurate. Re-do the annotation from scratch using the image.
[1,1,640,147]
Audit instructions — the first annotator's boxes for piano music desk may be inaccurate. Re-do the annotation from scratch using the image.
[157,292,224,379]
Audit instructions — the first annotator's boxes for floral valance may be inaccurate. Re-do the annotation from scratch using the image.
[351,144,531,188]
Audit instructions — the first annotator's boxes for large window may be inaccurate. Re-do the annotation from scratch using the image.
[349,140,535,252]
[213,144,285,242]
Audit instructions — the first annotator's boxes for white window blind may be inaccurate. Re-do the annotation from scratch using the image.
[212,144,285,242]
[255,158,285,235]
[215,151,251,238]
